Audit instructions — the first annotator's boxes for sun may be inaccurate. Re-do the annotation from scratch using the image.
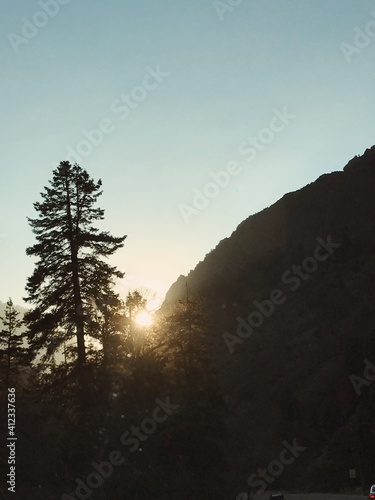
[134,310,153,327]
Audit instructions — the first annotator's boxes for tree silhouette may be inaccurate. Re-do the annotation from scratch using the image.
[90,288,125,367]
[157,295,214,396]
[24,161,126,367]
[151,293,230,496]
[0,298,26,386]
[124,290,148,355]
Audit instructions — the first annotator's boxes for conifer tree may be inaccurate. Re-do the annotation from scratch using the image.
[158,295,213,394]
[24,162,126,367]
[0,298,25,385]
[90,288,125,367]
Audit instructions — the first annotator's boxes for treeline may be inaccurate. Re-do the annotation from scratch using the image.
[0,162,230,500]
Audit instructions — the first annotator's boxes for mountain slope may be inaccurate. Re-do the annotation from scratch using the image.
[164,146,375,494]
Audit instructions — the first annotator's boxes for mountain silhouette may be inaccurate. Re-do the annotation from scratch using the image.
[164,145,375,493]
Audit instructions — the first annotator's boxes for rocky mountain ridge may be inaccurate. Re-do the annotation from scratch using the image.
[164,146,375,493]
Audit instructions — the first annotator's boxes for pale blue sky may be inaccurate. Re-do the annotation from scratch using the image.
[1,0,374,307]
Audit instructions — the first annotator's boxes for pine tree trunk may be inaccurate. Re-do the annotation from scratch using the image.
[65,174,86,366]
[72,250,86,367]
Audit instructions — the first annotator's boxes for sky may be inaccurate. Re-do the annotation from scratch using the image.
[1,0,374,309]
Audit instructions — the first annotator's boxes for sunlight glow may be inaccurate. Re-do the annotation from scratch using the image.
[134,311,153,327]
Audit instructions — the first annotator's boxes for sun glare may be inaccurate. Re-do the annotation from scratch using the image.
[134,310,153,327]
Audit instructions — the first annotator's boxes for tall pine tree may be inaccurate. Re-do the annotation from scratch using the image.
[24,162,126,367]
